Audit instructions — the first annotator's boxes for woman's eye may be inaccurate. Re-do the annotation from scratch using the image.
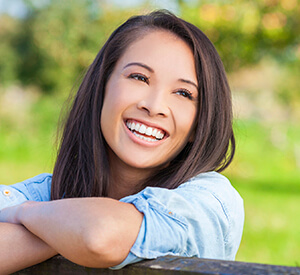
[129,73,149,84]
[176,89,193,100]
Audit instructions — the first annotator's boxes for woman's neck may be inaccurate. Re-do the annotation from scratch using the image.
[107,150,154,200]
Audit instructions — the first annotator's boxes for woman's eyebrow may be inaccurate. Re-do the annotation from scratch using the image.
[123,62,154,73]
[123,63,197,89]
[179,78,198,90]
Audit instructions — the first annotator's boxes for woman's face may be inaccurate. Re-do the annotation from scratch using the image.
[101,30,198,174]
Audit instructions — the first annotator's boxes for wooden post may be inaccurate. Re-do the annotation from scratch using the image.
[14,255,300,275]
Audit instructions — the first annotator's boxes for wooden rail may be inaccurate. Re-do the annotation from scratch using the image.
[14,255,300,275]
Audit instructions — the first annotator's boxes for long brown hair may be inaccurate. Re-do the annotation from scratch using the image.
[51,10,235,200]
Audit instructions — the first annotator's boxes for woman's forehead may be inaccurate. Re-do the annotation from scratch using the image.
[116,30,197,83]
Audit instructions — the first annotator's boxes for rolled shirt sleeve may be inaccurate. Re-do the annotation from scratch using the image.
[112,172,244,269]
[0,173,52,210]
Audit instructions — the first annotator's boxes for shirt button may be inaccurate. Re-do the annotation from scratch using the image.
[3,189,11,196]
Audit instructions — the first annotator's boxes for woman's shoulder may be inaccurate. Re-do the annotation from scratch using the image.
[117,171,244,266]
[124,171,242,209]
[130,171,244,238]
[180,171,233,188]
[11,173,52,187]
[179,171,242,204]
[178,171,244,218]
[0,173,52,209]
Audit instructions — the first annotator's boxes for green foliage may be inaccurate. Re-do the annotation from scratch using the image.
[180,0,300,72]
[25,0,103,93]
[179,0,300,119]
[0,0,139,94]
[179,1,300,116]
[276,63,300,110]
[228,120,300,181]
[0,15,21,86]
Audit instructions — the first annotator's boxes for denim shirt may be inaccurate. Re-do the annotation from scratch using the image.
[0,172,244,269]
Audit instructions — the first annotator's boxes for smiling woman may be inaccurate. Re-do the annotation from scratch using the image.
[101,31,198,193]
[0,10,244,273]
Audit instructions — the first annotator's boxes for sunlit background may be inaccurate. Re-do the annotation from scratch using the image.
[0,0,299,267]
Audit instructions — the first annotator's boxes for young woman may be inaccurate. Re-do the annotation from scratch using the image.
[0,10,244,273]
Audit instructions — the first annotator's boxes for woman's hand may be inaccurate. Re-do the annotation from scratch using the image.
[0,201,36,224]
[0,203,22,224]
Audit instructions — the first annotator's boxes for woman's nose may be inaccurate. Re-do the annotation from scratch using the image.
[137,92,170,117]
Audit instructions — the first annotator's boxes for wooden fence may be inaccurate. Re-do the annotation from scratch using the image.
[14,255,300,275]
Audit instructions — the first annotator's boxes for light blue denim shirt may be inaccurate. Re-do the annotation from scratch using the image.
[0,172,244,269]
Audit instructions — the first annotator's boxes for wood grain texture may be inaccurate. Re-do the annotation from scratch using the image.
[13,255,300,275]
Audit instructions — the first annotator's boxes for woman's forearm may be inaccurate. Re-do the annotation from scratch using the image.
[0,222,56,274]
[18,198,143,268]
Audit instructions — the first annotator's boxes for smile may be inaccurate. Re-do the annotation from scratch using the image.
[126,120,166,142]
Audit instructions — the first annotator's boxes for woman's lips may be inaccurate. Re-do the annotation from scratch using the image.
[125,119,167,141]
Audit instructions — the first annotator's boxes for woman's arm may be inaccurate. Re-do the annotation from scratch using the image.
[0,222,56,274]
[0,198,143,268]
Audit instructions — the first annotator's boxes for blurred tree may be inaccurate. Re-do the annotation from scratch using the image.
[0,0,138,94]
[180,0,300,72]
[0,15,20,87]
[18,0,105,94]
[179,0,300,116]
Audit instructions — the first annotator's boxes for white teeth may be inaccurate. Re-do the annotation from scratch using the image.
[139,124,146,134]
[156,132,163,139]
[126,120,165,140]
[135,123,140,131]
[133,132,159,142]
[145,127,152,136]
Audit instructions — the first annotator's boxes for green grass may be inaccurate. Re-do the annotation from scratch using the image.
[0,95,61,184]
[233,178,300,266]
[0,95,299,266]
[226,119,300,267]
